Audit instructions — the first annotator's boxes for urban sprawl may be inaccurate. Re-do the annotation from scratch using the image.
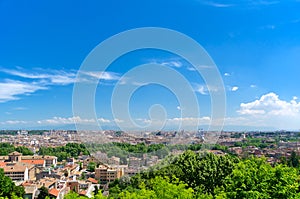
[0,129,299,198]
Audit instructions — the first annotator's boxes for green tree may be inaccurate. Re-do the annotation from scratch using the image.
[12,186,25,198]
[64,191,92,199]
[118,176,193,199]
[172,151,237,195]
[93,185,99,196]
[0,168,15,197]
[218,157,300,199]
[15,146,34,155]
[287,151,299,167]
[87,162,96,172]
[94,191,107,199]
[0,168,24,198]
[37,186,49,199]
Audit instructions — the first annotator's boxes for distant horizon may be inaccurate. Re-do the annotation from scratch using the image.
[1,127,299,133]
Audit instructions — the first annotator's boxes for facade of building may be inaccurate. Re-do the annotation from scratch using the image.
[1,162,35,181]
[0,151,57,181]
[95,165,124,183]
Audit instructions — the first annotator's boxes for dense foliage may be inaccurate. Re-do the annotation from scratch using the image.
[0,143,33,156]
[106,151,300,199]
[39,143,89,161]
[85,142,229,165]
[0,169,24,199]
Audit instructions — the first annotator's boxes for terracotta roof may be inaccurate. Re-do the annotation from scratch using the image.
[79,190,87,195]
[22,155,57,160]
[21,159,45,165]
[38,178,56,188]
[1,162,34,172]
[8,151,22,156]
[87,177,98,184]
[22,181,33,186]
[2,165,27,172]
[49,188,59,197]
[0,162,7,166]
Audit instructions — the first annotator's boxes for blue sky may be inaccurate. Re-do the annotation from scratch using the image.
[1,0,300,131]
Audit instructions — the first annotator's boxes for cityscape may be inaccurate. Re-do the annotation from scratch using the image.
[0,129,299,198]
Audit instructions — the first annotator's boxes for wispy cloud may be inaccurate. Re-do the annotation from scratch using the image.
[37,116,96,125]
[195,84,208,95]
[201,0,279,8]
[0,120,28,125]
[148,58,183,68]
[80,71,120,81]
[13,107,28,111]
[249,0,279,6]
[0,80,47,102]
[0,116,112,127]
[0,67,120,103]
[202,1,235,7]
[187,66,197,71]
[194,83,220,95]
[1,68,77,85]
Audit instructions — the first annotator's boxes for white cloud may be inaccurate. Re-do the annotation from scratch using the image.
[114,118,124,123]
[13,107,27,110]
[196,65,214,69]
[187,66,196,71]
[0,80,47,102]
[194,84,220,95]
[224,73,230,76]
[38,116,96,125]
[234,92,300,129]
[1,68,77,85]
[176,106,181,110]
[231,86,239,91]
[0,67,120,103]
[195,84,208,95]
[250,84,257,88]
[133,116,212,130]
[167,116,211,123]
[161,61,182,68]
[80,71,120,81]
[0,120,28,125]
[149,59,183,68]
[97,118,111,123]
[203,1,235,7]
[238,92,300,116]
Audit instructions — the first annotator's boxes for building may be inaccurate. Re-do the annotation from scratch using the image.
[95,165,124,183]
[1,162,35,181]
[23,185,38,199]
[21,159,45,168]
[22,155,57,167]
[0,152,58,168]
[66,180,79,193]
[128,157,141,168]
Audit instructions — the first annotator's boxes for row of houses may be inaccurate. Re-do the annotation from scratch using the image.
[0,151,57,181]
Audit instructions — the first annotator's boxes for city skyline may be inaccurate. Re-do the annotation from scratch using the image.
[1,1,300,131]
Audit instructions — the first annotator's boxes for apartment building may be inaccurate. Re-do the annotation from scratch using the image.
[95,165,124,183]
[1,162,35,181]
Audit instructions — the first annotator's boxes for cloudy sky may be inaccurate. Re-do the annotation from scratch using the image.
[1,0,300,131]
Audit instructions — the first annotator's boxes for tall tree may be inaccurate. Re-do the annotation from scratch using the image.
[37,186,49,199]
[0,168,24,198]
[219,157,300,198]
